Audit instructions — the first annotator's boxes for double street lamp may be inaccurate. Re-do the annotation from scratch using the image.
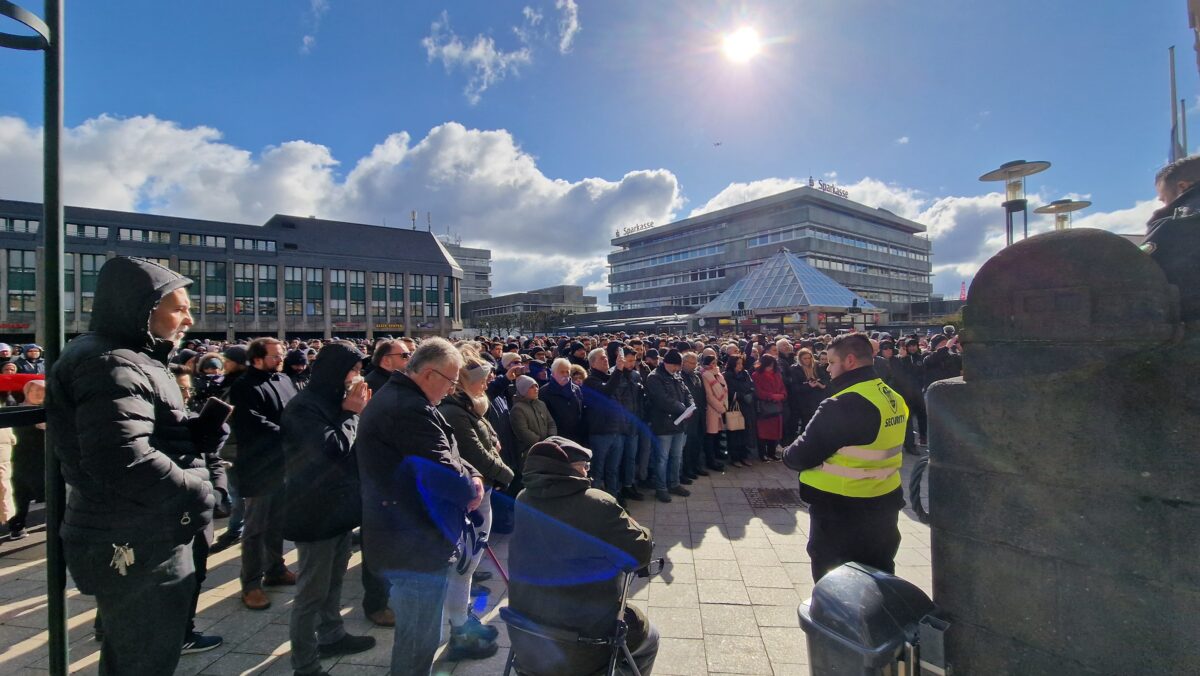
[979,160,1051,246]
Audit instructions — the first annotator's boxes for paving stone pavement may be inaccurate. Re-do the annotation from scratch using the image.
[0,454,932,675]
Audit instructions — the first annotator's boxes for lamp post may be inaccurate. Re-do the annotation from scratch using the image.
[1033,198,1091,231]
[1,1,67,673]
[979,159,1051,246]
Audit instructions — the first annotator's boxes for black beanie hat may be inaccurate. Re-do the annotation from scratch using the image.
[663,349,683,365]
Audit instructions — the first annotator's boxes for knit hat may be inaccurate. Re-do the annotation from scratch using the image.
[569,341,586,355]
[528,436,592,464]
[501,353,522,369]
[515,375,539,397]
[645,348,660,360]
[663,349,683,365]
[25,344,42,351]
[223,345,248,366]
[0,343,11,353]
[880,340,895,352]
[283,349,309,368]
[199,355,224,372]
[930,334,949,349]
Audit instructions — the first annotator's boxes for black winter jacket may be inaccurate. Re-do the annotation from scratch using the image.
[581,367,632,436]
[922,348,961,390]
[644,364,695,435]
[47,256,218,545]
[1145,203,1200,323]
[540,378,586,443]
[357,371,481,574]
[229,366,298,497]
[281,343,363,542]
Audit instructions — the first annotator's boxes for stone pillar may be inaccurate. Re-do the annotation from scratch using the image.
[926,229,1199,674]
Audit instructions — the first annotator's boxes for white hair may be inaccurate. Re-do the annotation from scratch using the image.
[406,337,462,376]
[551,357,572,374]
[587,348,607,365]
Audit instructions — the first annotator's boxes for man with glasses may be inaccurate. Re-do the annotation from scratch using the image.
[230,337,299,610]
[366,339,410,393]
[357,337,485,675]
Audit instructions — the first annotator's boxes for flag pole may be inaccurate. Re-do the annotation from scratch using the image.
[1183,98,1190,155]
[1171,46,1182,161]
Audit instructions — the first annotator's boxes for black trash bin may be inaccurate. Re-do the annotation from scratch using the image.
[797,562,935,675]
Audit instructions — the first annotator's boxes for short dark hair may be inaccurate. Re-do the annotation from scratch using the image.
[247,337,283,363]
[1155,155,1200,186]
[372,339,402,365]
[828,333,873,363]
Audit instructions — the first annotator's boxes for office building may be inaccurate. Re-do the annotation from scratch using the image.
[440,236,493,303]
[462,285,598,332]
[0,199,463,344]
[608,182,933,322]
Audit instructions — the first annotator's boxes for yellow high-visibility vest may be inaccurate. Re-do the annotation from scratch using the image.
[799,377,909,498]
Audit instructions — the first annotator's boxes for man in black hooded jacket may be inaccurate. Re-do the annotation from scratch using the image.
[282,341,377,674]
[47,256,223,675]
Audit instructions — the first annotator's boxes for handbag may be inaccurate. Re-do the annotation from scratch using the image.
[759,400,783,417]
[723,400,746,431]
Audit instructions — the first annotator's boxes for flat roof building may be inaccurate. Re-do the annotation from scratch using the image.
[440,236,493,304]
[608,183,933,323]
[0,199,463,343]
[463,285,598,333]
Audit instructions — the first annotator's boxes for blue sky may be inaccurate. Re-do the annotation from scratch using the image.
[0,1,1194,303]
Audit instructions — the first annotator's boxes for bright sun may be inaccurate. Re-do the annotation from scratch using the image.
[722,27,761,63]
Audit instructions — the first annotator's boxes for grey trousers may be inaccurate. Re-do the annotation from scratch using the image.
[290,532,352,674]
[240,488,287,590]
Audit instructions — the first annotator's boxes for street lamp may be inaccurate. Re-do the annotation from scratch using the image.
[1033,198,1091,231]
[979,159,1051,246]
[1,1,67,672]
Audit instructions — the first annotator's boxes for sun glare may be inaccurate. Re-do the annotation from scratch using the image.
[722,27,761,63]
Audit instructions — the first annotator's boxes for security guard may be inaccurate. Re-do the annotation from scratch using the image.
[782,333,909,582]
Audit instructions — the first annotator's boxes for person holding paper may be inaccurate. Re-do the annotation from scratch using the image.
[643,350,695,503]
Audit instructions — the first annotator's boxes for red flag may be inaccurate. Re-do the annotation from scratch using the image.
[0,373,44,393]
[959,281,968,301]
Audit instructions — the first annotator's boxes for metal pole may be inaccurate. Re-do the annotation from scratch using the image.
[1022,206,1028,240]
[1005,210,1014,247]
[42,1,68,673]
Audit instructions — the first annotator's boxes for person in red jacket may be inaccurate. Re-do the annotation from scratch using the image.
[751,354,787,461]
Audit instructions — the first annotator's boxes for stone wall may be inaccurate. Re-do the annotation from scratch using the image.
[927,229,1199,674]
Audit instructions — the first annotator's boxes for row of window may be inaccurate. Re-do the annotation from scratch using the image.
[610,266,728,293]
[748,225,930,261]
[2,218,39,233]
[806,256,931,284]
[611,292,719,311]
[856,290,928,304]
[610,244,726,274]
[3,251,457,320]
[10,222,280,252]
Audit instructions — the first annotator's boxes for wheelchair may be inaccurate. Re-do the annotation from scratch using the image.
[501,558,665,676]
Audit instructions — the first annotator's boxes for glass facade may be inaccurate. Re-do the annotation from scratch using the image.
[305,268,323,316]
[409,274,424,318]
[285,266,303,316]
[349,270,365,317]
[80,254,104,313]
[234,263,255,315]
[388,273,404,318]
[7,250,36,312]
[179,259,202,310]
[258,264,277,316]
[64,253,75,313]
[329,269,347,316]
[205,261,227,316]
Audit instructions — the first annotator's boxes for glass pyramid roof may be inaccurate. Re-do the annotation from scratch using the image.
[695,248,876,316]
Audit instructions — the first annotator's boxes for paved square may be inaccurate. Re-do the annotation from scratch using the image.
[0,456,932,675]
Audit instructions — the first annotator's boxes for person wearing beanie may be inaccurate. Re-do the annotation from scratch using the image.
[922,333,962,392]
[0,343,12,364]
[566,341,589,369]
[511,375,557,464]
[283,349,311,391]
[500,352,523,371]
[643,349,695,502]
[282,341,377,672]
[509,436,659,676]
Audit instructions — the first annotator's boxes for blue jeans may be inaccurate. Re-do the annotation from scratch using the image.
[653,433,686,491]
[620,433,639,488]
[387,568,449,675]
[588,434,624,494]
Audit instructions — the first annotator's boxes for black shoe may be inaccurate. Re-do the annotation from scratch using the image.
[655,490,672,503]
[695,468,710,477]
[181,632,223,655]
[668,485,691,497]
[472,570,493,583]
[209,532,240,553]
[8,528,28,541]
[318,634,376,658]
[679,477,693,485]
[637,479,655,490]
[461,614,500,641]
[623,487,644,501]
[446,627,499,661]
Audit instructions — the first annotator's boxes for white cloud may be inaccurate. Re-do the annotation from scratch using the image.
[0,114,680,308]
[301,0,331,54]
[895,136,909,145]
[555,0,581,53]
[688,178,806,217]
[422,11,533,105]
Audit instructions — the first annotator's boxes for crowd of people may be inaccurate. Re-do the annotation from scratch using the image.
[6,255,966,676]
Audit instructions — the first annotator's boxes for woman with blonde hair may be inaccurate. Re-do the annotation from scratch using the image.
[437,353,514,660]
